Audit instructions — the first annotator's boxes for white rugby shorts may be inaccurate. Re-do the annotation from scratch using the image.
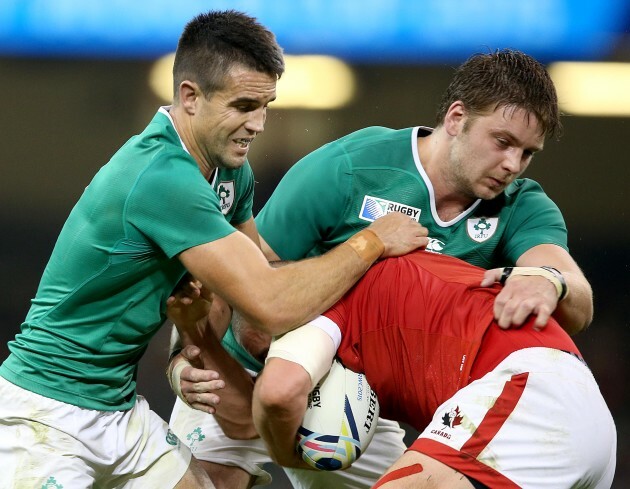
[0,375,191,488]
[169,380,407,488]
[170,395,273,485]
[411,347,617,488]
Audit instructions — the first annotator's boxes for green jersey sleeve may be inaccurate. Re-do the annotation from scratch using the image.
[499,179,569,263]
[127,152,236,258]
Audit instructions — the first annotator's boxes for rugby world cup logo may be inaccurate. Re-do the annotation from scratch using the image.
[359,196,421,222]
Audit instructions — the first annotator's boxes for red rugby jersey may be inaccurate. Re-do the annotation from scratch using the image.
[323,251,580,430]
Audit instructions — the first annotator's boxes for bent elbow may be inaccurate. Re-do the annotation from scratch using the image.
[571,310,594,336]
[257,377,295,412]
[554,302,593,336]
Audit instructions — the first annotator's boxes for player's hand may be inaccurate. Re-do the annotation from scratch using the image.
[481,268,558,329]
[367,212,428,257]
[166,276,212,328]
[167,276,234,343]
[169,345,225,414]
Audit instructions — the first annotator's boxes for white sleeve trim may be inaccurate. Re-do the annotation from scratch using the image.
[266,316,341,389]
[309,315,342,350]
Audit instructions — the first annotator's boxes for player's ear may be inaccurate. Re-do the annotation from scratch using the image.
[177,80,201,114]
[444,101,466,137]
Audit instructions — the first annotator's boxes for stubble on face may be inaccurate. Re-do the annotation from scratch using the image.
[446,125,482,201]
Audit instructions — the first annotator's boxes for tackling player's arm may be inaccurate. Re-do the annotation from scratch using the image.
[179,212,426,338]
[482,243,593,335]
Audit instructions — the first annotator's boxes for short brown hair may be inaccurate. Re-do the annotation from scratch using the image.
[436,49,562,139]
[173,10,285,100]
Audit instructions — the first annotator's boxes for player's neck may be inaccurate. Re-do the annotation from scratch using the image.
[169,107,216,180]
[417,134,475,221]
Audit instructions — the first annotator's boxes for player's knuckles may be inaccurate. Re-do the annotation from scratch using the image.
[497,313,512,328]
[500,297,516,309]
[190,393,219,406]
[512,307,532,326]
[181,380,198,394]
[494,285,513,300]
[191,380,222,393]
[186,369,216,383]
[181,345,200,357]
[537,304,553,322]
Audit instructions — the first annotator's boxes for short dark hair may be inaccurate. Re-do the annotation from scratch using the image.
[436,49,562,139]
[173,10,285,100]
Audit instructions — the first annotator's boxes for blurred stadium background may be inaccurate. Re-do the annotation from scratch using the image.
[0,1,627,487]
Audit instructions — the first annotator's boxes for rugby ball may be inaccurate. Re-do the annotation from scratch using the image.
[296,359,380,470]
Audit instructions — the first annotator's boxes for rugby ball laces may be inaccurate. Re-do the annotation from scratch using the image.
[296,359,380,470]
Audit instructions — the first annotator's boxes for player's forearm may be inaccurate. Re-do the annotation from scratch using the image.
[181,230,377,337]
[252,398,306,468]
[199,338,258,439]
[181,213,425,337]
[171,318,258,439]
[244,238,376,334]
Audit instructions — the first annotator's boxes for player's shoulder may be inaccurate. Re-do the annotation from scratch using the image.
[103,117,195,193]
[288,126,412,176]
[503,177,559,208]
[324,126,417,173]
[476,178,555,216]
[335,126,413,150]
[120,111,190,166]
[504,178,548,197]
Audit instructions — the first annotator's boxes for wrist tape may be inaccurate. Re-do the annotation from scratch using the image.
[344,229,385,264]
[167,357,193,406]
[500,266,568,301]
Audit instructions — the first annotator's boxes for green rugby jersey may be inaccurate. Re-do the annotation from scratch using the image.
[1,108,255,410]
[222,126,568,374]
[256,126,567,268]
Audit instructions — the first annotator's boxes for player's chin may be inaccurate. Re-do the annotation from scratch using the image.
[477,187,503,201]
[221,155,247,170]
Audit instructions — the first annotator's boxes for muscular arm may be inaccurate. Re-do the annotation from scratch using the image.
[482,243,593,335]
[253,320,337,467]
[179,212,426,337]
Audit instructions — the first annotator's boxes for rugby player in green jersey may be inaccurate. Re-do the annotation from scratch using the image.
[168,49,594,489]
[0,10,425,489]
